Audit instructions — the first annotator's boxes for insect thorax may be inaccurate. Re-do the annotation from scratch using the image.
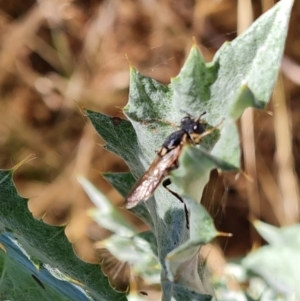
[160,130,187,155]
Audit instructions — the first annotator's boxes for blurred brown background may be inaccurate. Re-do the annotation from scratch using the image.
[1,0,300,285]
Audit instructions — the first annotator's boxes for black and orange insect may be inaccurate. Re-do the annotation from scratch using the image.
[125,112,220,226]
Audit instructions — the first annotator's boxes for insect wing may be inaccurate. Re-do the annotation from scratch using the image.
[125,146,182,208]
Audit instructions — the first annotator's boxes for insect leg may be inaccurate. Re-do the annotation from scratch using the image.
[162,178,189,229]
[199,118,224,138]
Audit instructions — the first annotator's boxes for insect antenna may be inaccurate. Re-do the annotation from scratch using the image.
[179,110,207,121]
[180,109,191,116]
[196,111,207,122]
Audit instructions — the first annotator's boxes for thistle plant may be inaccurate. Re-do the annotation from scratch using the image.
[85,1,294,300]
[0,1,294,301]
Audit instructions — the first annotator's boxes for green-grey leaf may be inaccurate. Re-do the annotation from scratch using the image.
[226,0,293,106]
[80,177,161,284]
[124,66,172,121]
[253,220,300,247]
[243,221,300,298]
[79,176,137,237]
[171,47,219,108]
[211,0,293,113]
[135,230,158,258]
[100,233,160,284]
[165,198,218,283]
[86,111,142,178]
[242,245,300,297]
[0,169,127,301]
[171,144,237,201]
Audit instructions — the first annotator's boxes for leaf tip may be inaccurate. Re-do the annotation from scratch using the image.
[86,207,96,218]
[217,231,233,238]
[129,64,137,76]
[122,104,129,112]
[12,154,37,173]
[125,53,134,68]
[251,217,260,225]
[76,174,86,186]
[192,36,198,48]
[0,243,6,253]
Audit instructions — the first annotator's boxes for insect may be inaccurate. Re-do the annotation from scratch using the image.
[125,112,219,227]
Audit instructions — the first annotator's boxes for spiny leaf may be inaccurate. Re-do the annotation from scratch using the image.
[253,220,300,246]
[0,233,90,301]
[86,111,141,178]
[79,176,137,237]
[165,198,218,282]
[242,222,300,297]
[0,169,127,301]
[100,233,160,285]
[87,1,294,299]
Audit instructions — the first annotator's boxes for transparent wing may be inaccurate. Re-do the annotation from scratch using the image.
[125,146,182,208]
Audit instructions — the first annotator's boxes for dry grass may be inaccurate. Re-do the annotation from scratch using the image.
[1,0,300,292]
